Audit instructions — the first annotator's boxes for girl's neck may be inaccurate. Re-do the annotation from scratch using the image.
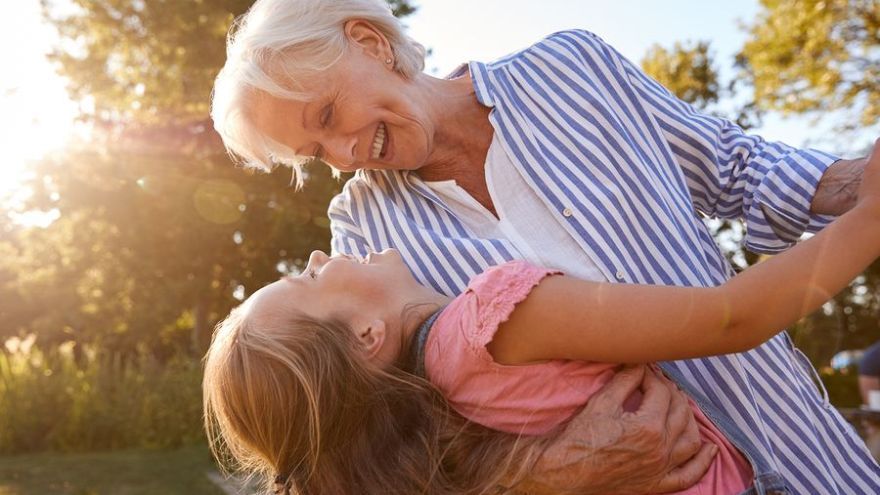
[396,289,452,363]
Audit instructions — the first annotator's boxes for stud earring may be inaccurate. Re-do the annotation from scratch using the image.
[385,58,393,64]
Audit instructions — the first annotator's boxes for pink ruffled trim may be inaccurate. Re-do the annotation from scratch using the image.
[467,260,561,349]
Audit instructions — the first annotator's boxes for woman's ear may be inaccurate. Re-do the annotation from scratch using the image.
[343,20,392,63]
[357,319,387,360]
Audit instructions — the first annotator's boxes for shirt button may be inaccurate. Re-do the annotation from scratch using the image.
[615,271,625,280]
[562,207,573,217]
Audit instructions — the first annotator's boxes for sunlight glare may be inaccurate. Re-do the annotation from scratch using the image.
[0,2,79,202]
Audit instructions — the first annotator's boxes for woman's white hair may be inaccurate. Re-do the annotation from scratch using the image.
[211,0,426,187]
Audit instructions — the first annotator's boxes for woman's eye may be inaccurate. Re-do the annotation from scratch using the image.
[320,105,333,127]
[308,269,317,280]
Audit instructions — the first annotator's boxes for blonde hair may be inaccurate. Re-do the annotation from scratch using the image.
[211,0,427,187]
[203,303,548,494]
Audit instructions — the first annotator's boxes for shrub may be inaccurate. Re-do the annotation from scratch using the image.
[0,344,204,454]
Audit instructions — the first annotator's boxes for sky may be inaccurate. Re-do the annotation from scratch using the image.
[0,0,877,203]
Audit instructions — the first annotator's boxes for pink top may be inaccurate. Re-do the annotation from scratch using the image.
[424,260,753,495]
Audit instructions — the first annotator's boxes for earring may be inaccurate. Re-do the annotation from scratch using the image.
[385,58,393,64]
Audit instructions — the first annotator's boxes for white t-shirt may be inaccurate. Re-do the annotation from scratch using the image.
[424,133,608,283]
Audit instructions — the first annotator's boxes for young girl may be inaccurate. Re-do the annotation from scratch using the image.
[203,143,880,495]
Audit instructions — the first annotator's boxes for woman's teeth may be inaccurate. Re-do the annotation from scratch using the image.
[371,122,386,159]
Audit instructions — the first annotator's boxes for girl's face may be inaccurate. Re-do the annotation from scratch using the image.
[245,248,424,366]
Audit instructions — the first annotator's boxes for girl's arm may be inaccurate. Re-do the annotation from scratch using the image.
[489,140,880,365]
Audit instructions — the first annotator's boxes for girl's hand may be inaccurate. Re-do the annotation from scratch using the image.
[856,139,880,214]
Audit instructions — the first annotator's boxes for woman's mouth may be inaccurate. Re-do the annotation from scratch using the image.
[370,122,389,160]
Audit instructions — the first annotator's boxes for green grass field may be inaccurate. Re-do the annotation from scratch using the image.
[0,446,226,495]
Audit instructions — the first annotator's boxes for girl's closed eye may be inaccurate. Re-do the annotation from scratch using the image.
[308,269,317,280]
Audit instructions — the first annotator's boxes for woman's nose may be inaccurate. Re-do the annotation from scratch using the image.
[324,135,358,171]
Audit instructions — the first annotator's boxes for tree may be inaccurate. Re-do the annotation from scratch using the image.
[739,0,880,128]
[41,0,419,124]
[640,41,720,109]
[1,140,343,356]
[5,0,417,357]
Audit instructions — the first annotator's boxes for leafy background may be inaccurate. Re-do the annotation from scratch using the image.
[0,0,877,485]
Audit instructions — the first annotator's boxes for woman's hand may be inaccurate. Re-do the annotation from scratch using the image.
[518,366,715,495]
[855,139,880,214]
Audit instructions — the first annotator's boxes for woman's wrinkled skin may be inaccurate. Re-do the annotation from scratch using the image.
[249,20,497,212]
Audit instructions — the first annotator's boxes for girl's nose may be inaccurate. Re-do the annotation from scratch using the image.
[307,250,329,270]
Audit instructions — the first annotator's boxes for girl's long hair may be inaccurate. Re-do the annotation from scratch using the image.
[203,304,547,495]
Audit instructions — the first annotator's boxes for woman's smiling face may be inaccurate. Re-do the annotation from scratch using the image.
[248,21,434,173]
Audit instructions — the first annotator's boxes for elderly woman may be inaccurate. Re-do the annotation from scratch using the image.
[210,0,879,494]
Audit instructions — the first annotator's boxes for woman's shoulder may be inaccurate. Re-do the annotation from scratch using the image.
[484,28,611,69]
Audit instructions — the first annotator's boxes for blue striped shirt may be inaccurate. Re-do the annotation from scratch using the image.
[328,29,880,493]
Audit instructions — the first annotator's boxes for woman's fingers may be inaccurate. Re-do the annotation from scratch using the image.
[665,388,702,467]
[633,368,672,420]
[653,443,719,493]
[637,372,703,474]
[586,365,647,413]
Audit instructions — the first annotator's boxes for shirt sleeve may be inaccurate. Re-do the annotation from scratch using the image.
[550,30,839,254]
[424,260,580,435]
[465,260,561,351]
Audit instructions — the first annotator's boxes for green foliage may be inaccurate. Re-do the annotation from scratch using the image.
[0,446,224,495]
[640,41,720,109]
[5,1,415,359]
[819,368,862,409]
[41,0,419,125]
[42,0,254,124]
[0,142,342,355]
[0,344,204,454]
[739,0,880,127]
[387,0,417,17]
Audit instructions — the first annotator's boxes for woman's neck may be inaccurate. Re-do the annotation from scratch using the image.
[410,73,498,214]
[414,73,494,183]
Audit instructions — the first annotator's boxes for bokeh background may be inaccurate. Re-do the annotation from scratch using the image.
[0,1,878,493]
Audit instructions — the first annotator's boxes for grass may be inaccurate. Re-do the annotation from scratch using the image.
[0,445,226,495]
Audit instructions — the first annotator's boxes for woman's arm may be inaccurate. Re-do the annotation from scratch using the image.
[489,140,880,365]
[550,30,841,254]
